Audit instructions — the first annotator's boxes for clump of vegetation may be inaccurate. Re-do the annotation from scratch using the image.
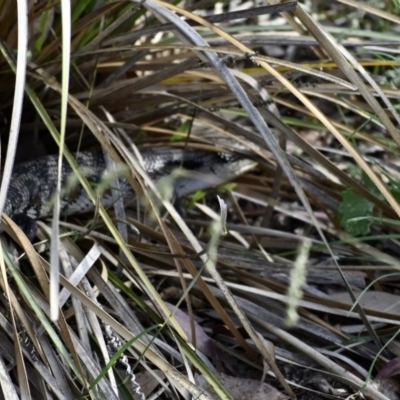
[0,0,399,399]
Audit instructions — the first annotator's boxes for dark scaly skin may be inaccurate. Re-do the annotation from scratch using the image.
[2,148,253,239]
[4,151,107,239]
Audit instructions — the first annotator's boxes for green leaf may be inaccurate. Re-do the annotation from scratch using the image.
[339,189,374,236]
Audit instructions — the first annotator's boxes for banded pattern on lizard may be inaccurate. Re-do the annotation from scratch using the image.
[2,148,254,239]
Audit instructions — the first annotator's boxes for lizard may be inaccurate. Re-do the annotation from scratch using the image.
[1,147,255,239]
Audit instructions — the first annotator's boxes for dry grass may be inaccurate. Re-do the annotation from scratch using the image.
[0,0,399,399]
